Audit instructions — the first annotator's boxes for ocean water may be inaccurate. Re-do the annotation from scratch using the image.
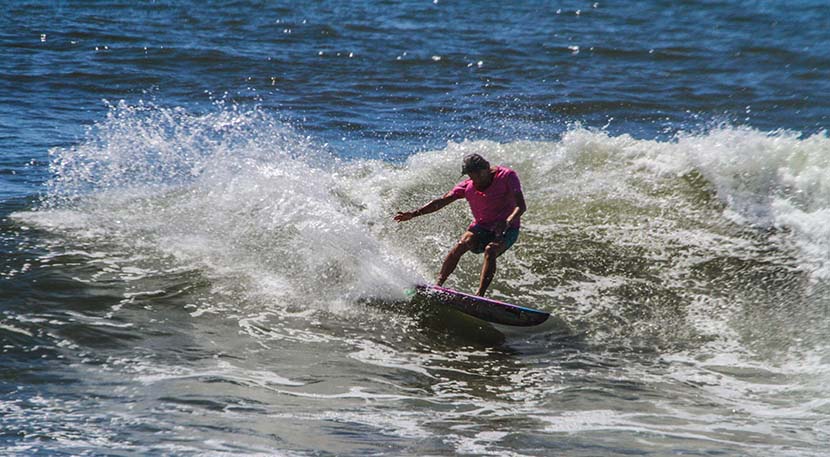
[2,1,830,455]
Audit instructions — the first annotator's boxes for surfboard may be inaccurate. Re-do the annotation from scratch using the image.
[413,284,549,326]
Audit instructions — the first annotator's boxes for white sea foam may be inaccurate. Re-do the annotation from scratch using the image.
[25,102,422,312]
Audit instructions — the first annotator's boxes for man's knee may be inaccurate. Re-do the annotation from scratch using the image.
[483,241,504,258]
[456,232,476,251]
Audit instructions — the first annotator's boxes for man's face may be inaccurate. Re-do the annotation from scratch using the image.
[467,168,491,185]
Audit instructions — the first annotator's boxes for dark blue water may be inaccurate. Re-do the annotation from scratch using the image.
[5,1,829,168]
[3,1,830,455]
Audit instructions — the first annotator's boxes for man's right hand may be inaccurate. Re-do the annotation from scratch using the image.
[394,211,415,222]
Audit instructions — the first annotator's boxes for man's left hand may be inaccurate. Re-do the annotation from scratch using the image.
[493,220,508,239]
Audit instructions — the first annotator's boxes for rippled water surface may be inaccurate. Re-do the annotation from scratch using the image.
[3,1,830,456]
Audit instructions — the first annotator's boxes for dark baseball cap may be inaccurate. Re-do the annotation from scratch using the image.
[461,153,490,175]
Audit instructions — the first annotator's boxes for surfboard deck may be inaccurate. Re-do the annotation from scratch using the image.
[413,284,549,327]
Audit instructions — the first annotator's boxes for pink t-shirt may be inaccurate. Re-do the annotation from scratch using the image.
[450,166,523,231]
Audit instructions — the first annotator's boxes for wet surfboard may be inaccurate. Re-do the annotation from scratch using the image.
[413,284,549,326]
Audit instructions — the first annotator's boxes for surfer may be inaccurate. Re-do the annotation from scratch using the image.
[394,153,526,297]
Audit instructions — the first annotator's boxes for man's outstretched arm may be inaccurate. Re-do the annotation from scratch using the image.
[394,191,460,222]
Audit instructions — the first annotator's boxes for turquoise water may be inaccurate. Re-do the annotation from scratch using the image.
[3,2,830,455]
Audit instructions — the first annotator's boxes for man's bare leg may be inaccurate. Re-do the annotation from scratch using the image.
[436,231,474,286]
[476,241,507,296]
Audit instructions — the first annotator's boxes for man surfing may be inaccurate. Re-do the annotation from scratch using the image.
[394,153,527,297]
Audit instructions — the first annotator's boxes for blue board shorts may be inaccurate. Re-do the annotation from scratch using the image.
[469,224,520,254]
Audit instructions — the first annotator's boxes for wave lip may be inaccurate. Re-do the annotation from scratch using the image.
[676,127,830,279]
